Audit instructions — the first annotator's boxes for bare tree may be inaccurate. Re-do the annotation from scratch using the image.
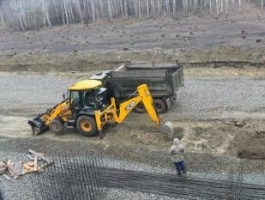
[239,0,242,11]
[40,0,52,27]
[1,0,265,31]
[183,0,188,15]
[124,0,128,19]
[0,8,6,29]
[119,0,124,18]
[90,0,96,22]
[18,0,27,28]
[216,0,219,14]
[209,0,212,13]
[165,0,169,13]
[151,0,155,17]
[232,0,235,10]
[173,0,176,15]
[75,0,84,24]
[107,0,112,20]
[64,0,70,25]
[11,0,25,31]
[138,0,141,18]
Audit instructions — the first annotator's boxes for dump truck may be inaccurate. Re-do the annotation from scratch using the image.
[89,61,184,114]
[28,80,174,138]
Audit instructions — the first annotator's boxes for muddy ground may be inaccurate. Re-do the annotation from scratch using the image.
[1,8,265,177]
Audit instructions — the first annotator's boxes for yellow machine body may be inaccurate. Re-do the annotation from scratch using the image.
[28,80,174,138]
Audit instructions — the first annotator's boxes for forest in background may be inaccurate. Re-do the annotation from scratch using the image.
[0,0,264,31]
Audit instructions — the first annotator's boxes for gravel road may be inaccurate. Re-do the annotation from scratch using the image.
[170,77,265,121]
[1,72,265,122]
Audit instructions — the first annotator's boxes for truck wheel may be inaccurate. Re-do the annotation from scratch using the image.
[76,115,97,137]
[154,99,167,114]
[134,103,146,113]
[49,118,64,134]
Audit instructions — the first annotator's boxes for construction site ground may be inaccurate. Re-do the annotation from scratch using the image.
[1,8,265,199]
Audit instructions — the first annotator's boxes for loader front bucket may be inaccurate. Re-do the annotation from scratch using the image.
[28,114,49,135]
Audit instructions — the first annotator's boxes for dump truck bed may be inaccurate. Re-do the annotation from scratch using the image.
[108,61,184,99]
[89,61,184,113]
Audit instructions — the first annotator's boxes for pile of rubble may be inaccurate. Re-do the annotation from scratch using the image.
[0,149,53,180]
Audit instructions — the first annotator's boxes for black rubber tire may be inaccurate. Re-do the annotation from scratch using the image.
[154,99,167,114]
[49,118,64,134]
[134,102,146,113]
[76,115,97,137]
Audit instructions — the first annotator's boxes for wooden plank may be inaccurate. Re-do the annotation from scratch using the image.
[28,149,52,163]
[14,161,23,176]
[6,160,20,176]
[34,156,37,172]
[26,154,34,160]
[3,174,11,181]
[0,161,6,174]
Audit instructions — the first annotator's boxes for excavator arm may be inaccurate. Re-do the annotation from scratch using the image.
[115,84,162,126]
[94,84,174,136]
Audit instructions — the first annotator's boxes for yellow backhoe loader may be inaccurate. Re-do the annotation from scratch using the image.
[28,80,174,138]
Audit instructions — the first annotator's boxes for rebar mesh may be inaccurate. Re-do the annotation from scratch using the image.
[29,151,108,200]
[6,151,262,200]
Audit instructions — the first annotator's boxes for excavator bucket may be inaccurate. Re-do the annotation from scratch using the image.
[160,121,174,136]
[28,113,49,135]
[135,84,175,136]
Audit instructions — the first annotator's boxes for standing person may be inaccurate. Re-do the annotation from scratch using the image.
[169,138,187,176]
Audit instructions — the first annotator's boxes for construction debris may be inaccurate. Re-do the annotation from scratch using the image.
[0,161,7,175]
[0,149,54,179]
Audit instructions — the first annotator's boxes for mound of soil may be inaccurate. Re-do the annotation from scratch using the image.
[229,121,265,160]
[235,132,265,160]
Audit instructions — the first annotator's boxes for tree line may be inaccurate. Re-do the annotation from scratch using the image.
[0,0,264,31]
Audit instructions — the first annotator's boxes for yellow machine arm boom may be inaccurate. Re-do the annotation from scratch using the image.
[114,84,162,125]
[94,84,172,135]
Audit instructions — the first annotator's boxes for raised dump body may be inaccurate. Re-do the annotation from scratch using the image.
[89,61,184,114]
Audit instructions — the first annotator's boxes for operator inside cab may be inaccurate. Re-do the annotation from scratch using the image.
[84,88,108,109]
[84,91,96,107]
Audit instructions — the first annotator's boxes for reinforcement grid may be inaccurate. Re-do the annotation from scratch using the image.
[1,152,265,200]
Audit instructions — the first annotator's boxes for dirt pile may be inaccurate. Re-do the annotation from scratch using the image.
[230,121,265,160]
[1,45,265,73]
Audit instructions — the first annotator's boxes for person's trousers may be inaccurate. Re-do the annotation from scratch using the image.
[174,160,186,175]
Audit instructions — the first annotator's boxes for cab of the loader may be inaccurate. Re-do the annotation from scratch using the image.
[67,80,109,115]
